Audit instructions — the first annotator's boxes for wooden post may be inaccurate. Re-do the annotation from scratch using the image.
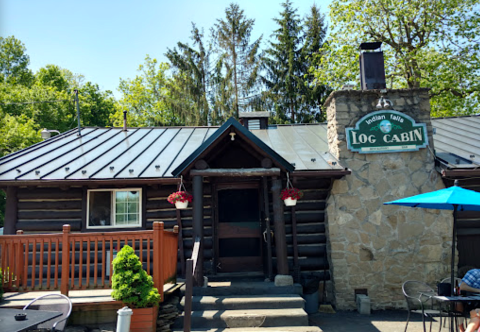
[184,259,194,332]
[192,175,204,286]
[262,177,273,281]
[176,209,185,277]
[60,224,71,296]
[291,206,300,282]
[4,187,18,235]
[271,177,288,275]
[153,221,164,302]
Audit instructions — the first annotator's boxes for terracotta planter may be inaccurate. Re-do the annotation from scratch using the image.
[130,306,158,332]
[175,201,189,209]
[284,197,297,206]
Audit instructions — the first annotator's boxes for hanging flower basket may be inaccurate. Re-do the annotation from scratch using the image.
[167,191,193,209]
[280,187,303,206]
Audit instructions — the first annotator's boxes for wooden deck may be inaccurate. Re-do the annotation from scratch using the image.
[0,282,184,327]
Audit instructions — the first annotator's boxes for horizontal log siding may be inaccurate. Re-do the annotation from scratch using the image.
[17,187,83,233]
[270,177,332,280]
[146,183,213,275]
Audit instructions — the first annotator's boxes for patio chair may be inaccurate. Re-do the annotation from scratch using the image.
[23,293,72,332]
[402,280,447,332]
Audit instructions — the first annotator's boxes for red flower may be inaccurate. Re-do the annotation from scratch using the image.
[280,188,303,200]
[167,191,193,204]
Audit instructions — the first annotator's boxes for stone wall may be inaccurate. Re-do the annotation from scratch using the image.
[324,89,453,310]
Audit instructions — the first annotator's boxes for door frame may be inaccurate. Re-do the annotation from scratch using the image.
[212,181,264,275]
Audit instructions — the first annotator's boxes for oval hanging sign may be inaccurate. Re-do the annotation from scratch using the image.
[345,110,428,154]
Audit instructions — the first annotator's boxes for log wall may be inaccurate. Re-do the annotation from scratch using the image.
[16,187,83,232]
[11,178,329,281]
[146,183,213,275]
[271,177,331,281]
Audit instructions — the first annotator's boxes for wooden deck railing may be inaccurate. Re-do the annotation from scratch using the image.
[183,236,201,332]
[0,221,178,301]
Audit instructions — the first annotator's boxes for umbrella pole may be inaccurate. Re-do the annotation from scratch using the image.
[451,205,458,296]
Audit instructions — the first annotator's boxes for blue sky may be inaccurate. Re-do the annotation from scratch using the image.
[1,0,332,99]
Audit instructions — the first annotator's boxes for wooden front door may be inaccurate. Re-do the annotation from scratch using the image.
[216,186,263,273]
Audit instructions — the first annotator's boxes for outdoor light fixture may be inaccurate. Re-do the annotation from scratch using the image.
[41,129,60,140]
[229,132,236,141]
[375,97,393,109]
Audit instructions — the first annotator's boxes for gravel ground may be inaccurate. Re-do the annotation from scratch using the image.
[309,310,442,332]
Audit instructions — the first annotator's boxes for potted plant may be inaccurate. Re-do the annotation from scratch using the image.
[167,190,193,209]
[111,245,160,332]
[281,187,303,206]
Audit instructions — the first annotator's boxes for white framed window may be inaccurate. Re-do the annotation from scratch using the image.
[87,188,142,229]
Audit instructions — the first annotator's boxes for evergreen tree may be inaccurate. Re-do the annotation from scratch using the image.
[263,0,303,123]
[212,3,263,118]
[299,5,331,123]
[263,1,330,123]
[165,24,211,126]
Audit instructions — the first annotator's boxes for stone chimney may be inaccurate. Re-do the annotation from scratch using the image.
[323,89,452,310]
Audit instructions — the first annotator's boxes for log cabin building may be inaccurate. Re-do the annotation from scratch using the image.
[1,89,480,310]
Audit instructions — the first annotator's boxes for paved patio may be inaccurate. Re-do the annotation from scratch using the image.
[310,310,442,332]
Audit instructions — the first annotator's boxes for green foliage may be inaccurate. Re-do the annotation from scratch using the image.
[212,3,263,118]
[113,56,176,127]
[165,24,212,126]
[263,1,331,123]
[0,36,116,225]
[0,112,41,157]
[0,36,34,86]
[111,245,161,308]
[313,0,480,117]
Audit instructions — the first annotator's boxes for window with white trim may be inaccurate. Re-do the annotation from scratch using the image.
[87,189,142,228]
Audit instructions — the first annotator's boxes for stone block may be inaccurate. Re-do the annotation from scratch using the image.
[356,294,371,315]
[275,274,294,286]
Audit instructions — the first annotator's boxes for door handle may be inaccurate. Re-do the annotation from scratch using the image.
[263,230,274,243]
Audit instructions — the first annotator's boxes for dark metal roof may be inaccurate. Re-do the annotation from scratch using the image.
[171,117,295,177]
[431,115,480,170]
[0,121,343,183]
[1,115,478,183]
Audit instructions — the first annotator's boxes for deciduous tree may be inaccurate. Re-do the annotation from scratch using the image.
[113,56,174,127]
[0,36,34,86]
[313,0,480,117]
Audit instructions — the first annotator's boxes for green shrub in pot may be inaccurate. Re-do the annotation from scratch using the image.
[111,245,160,308]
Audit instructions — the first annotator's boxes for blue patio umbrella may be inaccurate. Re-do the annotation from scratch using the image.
[384,181,480,295]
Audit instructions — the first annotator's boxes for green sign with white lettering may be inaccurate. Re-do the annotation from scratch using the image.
[345,110,428,154]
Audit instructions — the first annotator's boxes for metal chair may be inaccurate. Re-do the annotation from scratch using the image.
[402,280,446,332]
[23,293,72,331]
[440,277,466,330]
[441,277,463,286]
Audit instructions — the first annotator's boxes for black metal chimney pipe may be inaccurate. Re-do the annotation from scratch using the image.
[123,110,127,131]
[359,42,386,90]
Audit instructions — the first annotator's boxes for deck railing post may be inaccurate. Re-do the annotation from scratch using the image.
[15,230,24,288]
[153,221,164,301]
[61,224,71,296]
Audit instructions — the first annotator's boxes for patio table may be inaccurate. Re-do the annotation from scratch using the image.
[426,294,480,332]
[0,308,62,332]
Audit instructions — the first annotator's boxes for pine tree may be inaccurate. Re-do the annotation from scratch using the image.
[165,24,211,125]
[212,3,263,119]
[263,1,330,123]
[263,0,303,123]
[299,4,331,123]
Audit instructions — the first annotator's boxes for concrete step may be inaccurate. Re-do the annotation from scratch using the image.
[187,281,303,297]
[172,327,323,332]
[172,308,309,329]
[181,294,305,311]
